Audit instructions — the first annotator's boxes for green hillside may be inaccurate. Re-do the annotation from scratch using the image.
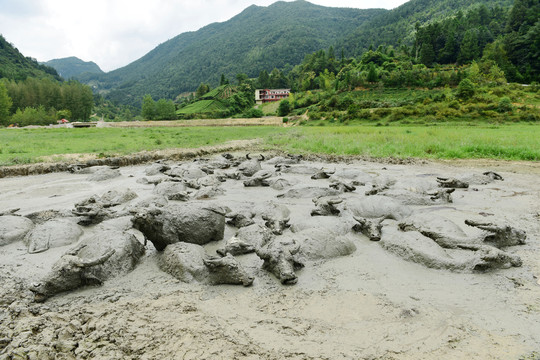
[339,0,514,55]
[77,0,520,107]
[78,0,385,106]
[0,35,61,81]
[176,85,241,118]
[44,56,104,79]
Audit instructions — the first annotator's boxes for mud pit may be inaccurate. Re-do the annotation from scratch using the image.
[1,153,540,360]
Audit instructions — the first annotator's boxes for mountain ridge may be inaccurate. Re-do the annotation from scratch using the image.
[0,34,61,81]
[77,0,386,105]
[44,56,104,79]
[74,0,515,106]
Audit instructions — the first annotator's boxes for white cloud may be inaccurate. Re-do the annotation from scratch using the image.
[0,0,409,72]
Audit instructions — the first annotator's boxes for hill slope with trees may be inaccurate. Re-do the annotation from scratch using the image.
[338,0,514,56]
[44,57,104,79]
[77,0,385,106]
[0,35,61,81]
[0,35,95,125]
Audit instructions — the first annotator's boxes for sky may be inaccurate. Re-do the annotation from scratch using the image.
[0,0,409,72]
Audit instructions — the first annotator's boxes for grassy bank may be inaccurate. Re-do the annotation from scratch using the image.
[1,123,539,166]
[264,124,540,161]
[0,127,282,166]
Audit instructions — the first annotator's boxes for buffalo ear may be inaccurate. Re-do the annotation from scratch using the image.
[246,153,251,160]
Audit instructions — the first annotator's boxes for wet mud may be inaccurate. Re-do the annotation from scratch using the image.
[1,151,539,359]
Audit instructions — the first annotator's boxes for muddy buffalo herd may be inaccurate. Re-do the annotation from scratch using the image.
[0,153,526,302]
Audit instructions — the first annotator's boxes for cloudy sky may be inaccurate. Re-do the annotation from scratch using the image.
[0,0,409,72]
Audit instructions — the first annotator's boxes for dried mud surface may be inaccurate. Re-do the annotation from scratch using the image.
[1,153,540,360]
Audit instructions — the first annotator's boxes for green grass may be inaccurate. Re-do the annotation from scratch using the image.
[1,123,539,166]
[176,100,228,114]
[0,127,282,166]
[264,124,540,161]
[257,101,280,115]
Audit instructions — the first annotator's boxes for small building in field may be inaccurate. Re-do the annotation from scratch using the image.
[255,89,290,104]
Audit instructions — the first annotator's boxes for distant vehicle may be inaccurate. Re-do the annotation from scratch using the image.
[57,119,69,124]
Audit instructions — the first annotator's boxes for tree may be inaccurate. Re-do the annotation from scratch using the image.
[420,42,436,66]
[367,63,378,83]
[277,99,291,116]
[0,82,13,126]
[196,83,211,98]
[458,29,480,64]
[141,94,156,120]
[155,99,176,120]
[269,68,287,88]
[56,109,72,120]
[257,70,270,88]
[236,73,248,85]
[60,80,93,120]
[439,31,458,64]
[220,74,229,86]
[503,0,540,82]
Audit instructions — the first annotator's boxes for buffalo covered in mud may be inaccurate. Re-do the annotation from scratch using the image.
[0,152,527,303]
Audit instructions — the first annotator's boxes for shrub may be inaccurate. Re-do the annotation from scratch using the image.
[11,106,56,126]
[242,108,264,118]
[448,100,461,110]
[308,111,322,121]
[497,97,514,113]
[278,99,292,116]
[337,95,354,110]
[457,79,475,100]
[56,109,72,120]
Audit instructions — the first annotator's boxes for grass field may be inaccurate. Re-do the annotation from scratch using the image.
[1,123,539,166]
[176,99,228,114]
[0,127,282,165]
[265,124,540,161]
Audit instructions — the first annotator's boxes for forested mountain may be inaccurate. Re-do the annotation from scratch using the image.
[79,0,524,107]
[0,36,96,124]
[44,57,104,79]
[0,35,61,81]
[78,0,385,106]
[338,0,514,56]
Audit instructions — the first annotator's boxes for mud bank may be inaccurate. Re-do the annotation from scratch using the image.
[0,140,260,178]
[1,154,539,360]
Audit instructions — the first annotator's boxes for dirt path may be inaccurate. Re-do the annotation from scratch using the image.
[103,117,284,128]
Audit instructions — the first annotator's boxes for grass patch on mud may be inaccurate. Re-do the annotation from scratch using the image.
[0,127,282,166]
[1,123,539,166]
[264,124,540,161]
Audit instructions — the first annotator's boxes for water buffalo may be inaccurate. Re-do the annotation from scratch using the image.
[256,237,304,285]
[159,242,254,286]
[132,203,226,250]
[237,154,265,177]
[29,227,145,302]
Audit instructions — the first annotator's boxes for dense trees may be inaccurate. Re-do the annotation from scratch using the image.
[141,94,176,120]
[414,5,508,67]
[75,1,382,106]
[414,0,540,82]
[0,82,12,124]
[0,35,61,81]
[503,0,540,82]
[0,78,94,125]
